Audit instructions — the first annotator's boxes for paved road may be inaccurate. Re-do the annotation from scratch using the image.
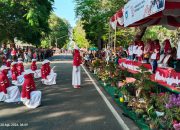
[0,54,139,130]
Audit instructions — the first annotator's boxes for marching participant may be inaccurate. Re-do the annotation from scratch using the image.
[41,60,57,85]
[72,45,82,88]
[0,66,20,103]
[31,59,41,78]
[21,69,41,108]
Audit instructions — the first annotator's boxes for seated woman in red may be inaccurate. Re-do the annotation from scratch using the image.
[0,66,20,103]
[46,61,51,75]
[6,59,11,68]
[17,60,24,76]
[11,62,18,81]
[31,59,41,78]
[21,69,41,108]
[41,60,57,85]
[31,59,37,71]
[41,61,48,79]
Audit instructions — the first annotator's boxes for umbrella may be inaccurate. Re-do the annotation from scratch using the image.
[89,47,98,51]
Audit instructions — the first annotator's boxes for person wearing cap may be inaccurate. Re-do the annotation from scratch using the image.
[41,60,57,85]
[17,60,24,76]
[11,62,18,81]
[21,69,41,108]
[72,45,82,88]
[0,66,20,102]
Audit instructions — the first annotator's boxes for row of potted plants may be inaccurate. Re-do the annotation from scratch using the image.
[87,58,180,130]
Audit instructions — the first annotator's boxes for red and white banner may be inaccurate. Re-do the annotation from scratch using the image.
[124,0,165,27]
[110,0,180,29]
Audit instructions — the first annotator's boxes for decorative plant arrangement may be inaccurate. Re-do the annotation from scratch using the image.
[85,59,180,130]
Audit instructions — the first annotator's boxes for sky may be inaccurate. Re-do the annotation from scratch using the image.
[53,0,77,27]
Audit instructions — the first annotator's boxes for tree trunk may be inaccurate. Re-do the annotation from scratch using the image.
[135,27,147,40]
[97,33,102,50]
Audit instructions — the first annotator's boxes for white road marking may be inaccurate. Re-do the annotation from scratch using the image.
[81,65,130,130]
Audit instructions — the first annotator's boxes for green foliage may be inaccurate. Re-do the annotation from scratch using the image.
[74,0,126,48]
[73,21,89,48]
[0,0,54,44]
[74,0,180,49]
[143,26,179,46]
[41,13,70,48]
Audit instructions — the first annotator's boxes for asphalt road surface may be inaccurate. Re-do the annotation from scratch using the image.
[0,54,139,130]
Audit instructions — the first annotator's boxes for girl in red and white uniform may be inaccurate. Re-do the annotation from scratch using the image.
[11,62,18,81]
[41,60,57,85]
[31,59,41,78]
[72,45,82,88]
[21,69,41,108]
[17,59,24,76]
[0,66,20,102]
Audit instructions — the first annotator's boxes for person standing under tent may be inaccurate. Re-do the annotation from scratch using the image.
[128,42,134,60]
[175,34,180,72]
[150,40,161,74]
[144,39,152,63]
[72,45,82,89]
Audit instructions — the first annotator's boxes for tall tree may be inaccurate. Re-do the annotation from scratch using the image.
[0,0,54,45]
[73,21,89,48]
[74,0,126,49]
[41,13,70,48]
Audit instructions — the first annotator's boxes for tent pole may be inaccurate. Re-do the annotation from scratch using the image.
[114,24,117,52]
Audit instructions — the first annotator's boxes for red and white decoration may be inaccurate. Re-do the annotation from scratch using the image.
[118,58,180,93]
[110,0,180,29]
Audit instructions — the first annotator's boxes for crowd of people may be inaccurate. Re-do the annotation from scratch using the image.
[126,37,180,73]
[0,43,54,65]
[0,55,57,108]
[81,36,180,74]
